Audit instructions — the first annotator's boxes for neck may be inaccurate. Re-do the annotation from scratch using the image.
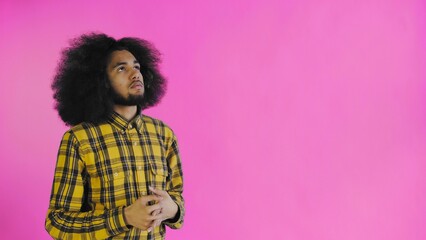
[113,105,138,121]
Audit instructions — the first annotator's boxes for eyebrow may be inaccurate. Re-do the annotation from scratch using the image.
[111,60,140,69]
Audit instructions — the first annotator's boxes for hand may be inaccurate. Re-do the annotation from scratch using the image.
[149,187,179,228]
[124,195,163,231]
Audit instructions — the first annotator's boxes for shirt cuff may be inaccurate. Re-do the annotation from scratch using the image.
[164,200,184,229]
[106,206,131,236]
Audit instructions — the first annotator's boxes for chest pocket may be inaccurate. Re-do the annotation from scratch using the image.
[96,160,133,207]
[90,136,132,179]
[145,139,169,189]
[148,158,169,190]
[84,137,134,206]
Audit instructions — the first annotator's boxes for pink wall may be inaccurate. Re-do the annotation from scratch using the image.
[1,0,425,239]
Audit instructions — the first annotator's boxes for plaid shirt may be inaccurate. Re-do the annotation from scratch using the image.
[45,112,184,239]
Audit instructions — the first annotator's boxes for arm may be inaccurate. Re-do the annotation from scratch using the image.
[45,131,129,239]
[162,135,185,229]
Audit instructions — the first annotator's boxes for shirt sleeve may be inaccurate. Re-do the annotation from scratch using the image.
[45,131,130,239]
[163,134,185,229]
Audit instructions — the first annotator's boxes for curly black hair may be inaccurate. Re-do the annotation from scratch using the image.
[52,33,166,126]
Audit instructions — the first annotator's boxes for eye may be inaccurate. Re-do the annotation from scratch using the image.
[117,66,125,72]
[134,65,141,70]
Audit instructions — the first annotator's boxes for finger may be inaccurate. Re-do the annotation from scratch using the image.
[151,208,161,216]
[153,219,162,228]
[147,203,162,213]
[146,208,163,221]
[147,213,164,222]
[145,214,160,221]
[149,186,167,197]
[151,212,166,222]
[140,195,163,205]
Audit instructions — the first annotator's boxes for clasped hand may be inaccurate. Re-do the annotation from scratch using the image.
[124,187,178,232]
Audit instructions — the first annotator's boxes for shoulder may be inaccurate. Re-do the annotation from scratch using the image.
[141,115,176,139]
[142,115,173,131]
[67,122,96,134]
[64,121,109,142]
[61,122,114,154]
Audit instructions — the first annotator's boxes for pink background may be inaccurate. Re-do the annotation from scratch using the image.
[1,0,426,239]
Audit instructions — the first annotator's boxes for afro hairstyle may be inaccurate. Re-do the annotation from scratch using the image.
[52,33,166,126]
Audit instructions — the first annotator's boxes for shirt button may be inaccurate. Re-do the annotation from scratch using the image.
[133,142,138,146]
[114,172,119,177]
[138,166,142,170]
[121,130,125,134]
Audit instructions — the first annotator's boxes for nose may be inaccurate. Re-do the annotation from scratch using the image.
[131,69,143,82]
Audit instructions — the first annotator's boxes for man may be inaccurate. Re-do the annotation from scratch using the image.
[45,33,184,239]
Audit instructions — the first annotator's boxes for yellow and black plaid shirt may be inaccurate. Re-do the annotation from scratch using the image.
[45,112,184,239]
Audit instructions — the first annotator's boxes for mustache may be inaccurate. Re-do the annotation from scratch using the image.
[130,80,144,87]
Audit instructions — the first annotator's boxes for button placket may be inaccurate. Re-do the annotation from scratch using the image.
[128,127,139,147]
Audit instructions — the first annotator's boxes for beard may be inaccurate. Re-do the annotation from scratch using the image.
[111,89,144,106]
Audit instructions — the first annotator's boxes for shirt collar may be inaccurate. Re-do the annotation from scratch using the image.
[108,111,144,134]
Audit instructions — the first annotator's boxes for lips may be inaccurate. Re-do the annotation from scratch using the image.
[130,81,144,89]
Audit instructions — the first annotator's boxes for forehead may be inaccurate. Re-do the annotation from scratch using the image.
[108,50,137,66]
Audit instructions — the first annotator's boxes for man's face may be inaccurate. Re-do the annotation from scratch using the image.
[107,50,144,106]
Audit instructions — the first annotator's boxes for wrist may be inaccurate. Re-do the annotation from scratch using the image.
[168,201,179,219]
[164,202,180,224]
[123,206,132,227]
